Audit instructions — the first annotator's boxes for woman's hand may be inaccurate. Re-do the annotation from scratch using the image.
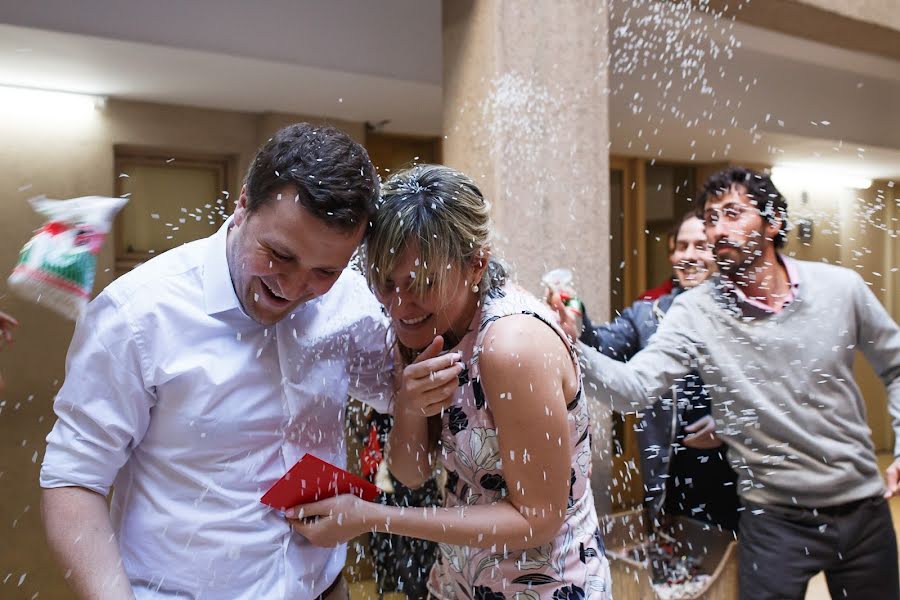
[286,495,376,547]
[396,336,464,417]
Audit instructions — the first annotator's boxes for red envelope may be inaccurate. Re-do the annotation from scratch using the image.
[260,453,380,510]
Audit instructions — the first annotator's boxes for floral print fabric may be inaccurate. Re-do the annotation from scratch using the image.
[427,285,612,599]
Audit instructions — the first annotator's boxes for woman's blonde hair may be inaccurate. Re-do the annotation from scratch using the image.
[365,164,506,304]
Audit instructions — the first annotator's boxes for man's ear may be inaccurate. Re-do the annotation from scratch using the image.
[765,214,783,244]
[233,185,249,226]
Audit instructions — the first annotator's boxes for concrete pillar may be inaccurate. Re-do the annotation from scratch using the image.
[442,0,612,516]
[442,0,610,315]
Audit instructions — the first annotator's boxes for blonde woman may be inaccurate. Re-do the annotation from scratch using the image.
[292,165,611,599]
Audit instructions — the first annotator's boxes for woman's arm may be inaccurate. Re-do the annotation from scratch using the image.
[291,494,554,552]
[387,336,463,488]
[386,406,433,488]
[294,316,575,552]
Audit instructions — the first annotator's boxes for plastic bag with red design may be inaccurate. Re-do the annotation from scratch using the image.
[8,195,128,320]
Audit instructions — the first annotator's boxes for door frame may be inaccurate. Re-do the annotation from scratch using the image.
[610,155,647,312]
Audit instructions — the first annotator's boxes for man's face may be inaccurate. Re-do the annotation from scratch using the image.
[703,186,776,276]
[669,216,714,289]
[227,185,365,325]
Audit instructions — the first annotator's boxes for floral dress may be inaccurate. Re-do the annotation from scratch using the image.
[427,284,612,599]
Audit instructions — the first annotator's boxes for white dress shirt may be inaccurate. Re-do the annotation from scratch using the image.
[41,220,393,599]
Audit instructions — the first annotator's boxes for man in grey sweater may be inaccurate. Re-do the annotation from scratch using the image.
[579,167,900,600]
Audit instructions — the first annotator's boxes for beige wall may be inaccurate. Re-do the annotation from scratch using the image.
[841,181,899,454]
[0,97,365,599]
[257,112,366,147]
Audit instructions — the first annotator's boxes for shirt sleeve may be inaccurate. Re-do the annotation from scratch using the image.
[852,272,900,458]
[40,290,156,496]
[582,302,645,361]
[580,297,700,414]
[346,308,394,415]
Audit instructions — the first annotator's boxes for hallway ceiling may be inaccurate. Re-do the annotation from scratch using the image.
[0,0,443,135]
[1,0,899,177]
[607,1,900,178]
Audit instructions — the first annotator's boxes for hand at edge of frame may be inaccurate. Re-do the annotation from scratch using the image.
[682,415,723,450]
[884,458,900,499]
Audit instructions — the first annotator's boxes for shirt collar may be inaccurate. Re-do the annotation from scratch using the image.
[203,218,246,317]
[716,254,800,318]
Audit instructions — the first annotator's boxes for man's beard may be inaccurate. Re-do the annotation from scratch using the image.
[715,230,767,279]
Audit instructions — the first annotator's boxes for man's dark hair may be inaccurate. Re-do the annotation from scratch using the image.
[243,122,379,232]
[700,166,789,248]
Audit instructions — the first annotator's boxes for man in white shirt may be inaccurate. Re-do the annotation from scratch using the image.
[40,123,392,600]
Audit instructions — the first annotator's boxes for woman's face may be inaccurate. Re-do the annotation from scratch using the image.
[376,242,485,352]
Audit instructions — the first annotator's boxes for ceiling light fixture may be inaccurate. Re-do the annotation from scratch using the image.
[0,84,107,118]
[771,164,873,191]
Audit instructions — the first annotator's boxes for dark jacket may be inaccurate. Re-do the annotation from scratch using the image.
[581,286,739,531]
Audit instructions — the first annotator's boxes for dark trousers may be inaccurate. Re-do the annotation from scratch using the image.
[739,496,899,600]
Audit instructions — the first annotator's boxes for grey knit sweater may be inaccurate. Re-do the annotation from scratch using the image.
[581,258,900,507]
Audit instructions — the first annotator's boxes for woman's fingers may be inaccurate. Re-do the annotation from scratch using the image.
[404,351,462,381]
[404,359,463,393]
[412,336,444,365]
[417,394,457,417]
[396,336,464,417]
[285,497,334,519]
[423,379,461,408]
[405,377,460,416]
